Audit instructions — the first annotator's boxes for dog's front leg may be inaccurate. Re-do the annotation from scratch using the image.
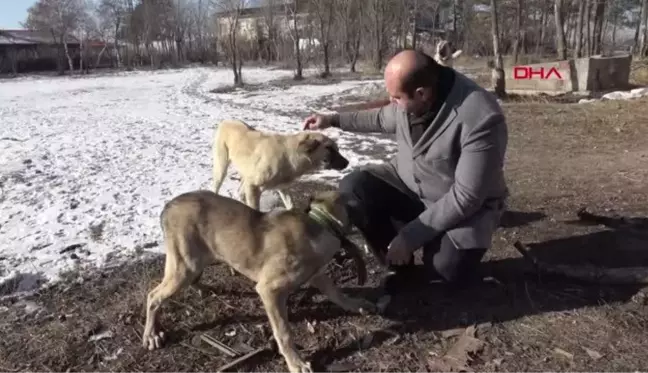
[309,273,376,315]
[243,183,261,210]
[255,282,313,373]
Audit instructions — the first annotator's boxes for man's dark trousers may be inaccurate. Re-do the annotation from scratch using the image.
[339,169,487,290]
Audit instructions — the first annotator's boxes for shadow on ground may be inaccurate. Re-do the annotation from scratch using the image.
[299,229,648,370]
[499,209,547,228]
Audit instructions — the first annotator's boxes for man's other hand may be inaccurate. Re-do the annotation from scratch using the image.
[386,234,416,266]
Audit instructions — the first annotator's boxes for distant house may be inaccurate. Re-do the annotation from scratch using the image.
[213,0,308,41]
[0,29,107,74]
[213,0,457,42]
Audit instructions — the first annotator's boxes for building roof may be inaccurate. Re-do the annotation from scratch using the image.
[0,29,79,46]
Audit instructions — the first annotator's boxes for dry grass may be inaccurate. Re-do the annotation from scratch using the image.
[1,75,648,373]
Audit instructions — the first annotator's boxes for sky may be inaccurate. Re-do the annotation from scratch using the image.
[0,0,37,29]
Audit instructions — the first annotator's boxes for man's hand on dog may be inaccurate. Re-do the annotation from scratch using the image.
[386,234,416,265]
[303,114,331,130]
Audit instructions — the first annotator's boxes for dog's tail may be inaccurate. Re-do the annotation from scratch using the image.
[212,123,231,194]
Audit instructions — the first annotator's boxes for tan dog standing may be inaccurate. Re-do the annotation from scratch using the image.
[212,119,349,210]
[142,189,375,373]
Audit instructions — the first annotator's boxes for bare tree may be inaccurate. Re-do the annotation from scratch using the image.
[285,0,304,80]
[260,0,278,64]
[310,0,336,77]
[98,0,127,67]
[512,0,524,63]
[592,0,606,55]
[365,0,393,71]
[411,0,419,49]
[585,0,592,56]
[189,0,212,62]
[171,0,191,65]
[336,0,362,72]
[535,0,549,55]
[632,0,646,54]
[641,0,648,55]
[25,0,87,74]
[554,0,567,59]
[76,0,95,73]
[490,0,505,98]
[214,0,247,85]
[574,0,585,57]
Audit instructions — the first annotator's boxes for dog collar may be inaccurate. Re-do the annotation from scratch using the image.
[308,206,346,239]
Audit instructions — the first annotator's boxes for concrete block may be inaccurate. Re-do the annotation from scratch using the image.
[502,54,632,94]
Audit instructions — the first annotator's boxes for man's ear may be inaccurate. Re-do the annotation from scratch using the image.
[299,136,322,154]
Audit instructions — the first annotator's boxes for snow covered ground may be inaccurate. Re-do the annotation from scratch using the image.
[0,66,395,297]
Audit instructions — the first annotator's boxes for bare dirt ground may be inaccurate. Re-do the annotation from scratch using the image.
[2,63,648,372]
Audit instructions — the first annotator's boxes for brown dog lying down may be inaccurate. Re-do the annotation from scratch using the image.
[142,189,375,373]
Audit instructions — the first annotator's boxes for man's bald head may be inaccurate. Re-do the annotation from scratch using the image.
[384,49,441,98]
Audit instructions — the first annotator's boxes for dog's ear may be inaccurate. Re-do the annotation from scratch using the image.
[298,136,322,154]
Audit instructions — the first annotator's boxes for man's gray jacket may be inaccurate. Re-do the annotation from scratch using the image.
[332,72,509,251]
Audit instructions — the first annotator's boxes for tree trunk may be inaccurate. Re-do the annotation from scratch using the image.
[350,36,360,72]
[79,35,85,73]
[611,8,618,50]
[642,0,648,56]
[63,38,74,73]
[323,42,330,76]
[513,0,523,64]
[96,44,107,67]
[633,0,646,54]
[293,13,302,79]
[565,5,575,49]
[536,0,548,55]
[114,19,122,68]
[554,0,567,60]
[490,0,505,98]
[574,0,585,57]
[412,0,418,49]
[585,0,592,56]
[592,0,605,55]
[370,0,386,71]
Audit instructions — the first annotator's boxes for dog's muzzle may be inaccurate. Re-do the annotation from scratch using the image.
[327,149,349,170]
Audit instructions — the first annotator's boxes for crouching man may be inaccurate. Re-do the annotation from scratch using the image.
[302,49,509,294]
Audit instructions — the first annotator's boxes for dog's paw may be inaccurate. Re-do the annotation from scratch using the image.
[142,329,166,350]
[298,361,313,373]
[287,360,313,373]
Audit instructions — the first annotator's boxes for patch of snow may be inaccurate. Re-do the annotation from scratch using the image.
[579,86,648,103]
[0,66,396,297]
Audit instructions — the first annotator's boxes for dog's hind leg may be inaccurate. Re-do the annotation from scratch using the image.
[143,237,200,350]
[276,189,294,210]
[190,270,215,298]
[256,281,313,373]
[212,127,230,194]
[308,273,376,315]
